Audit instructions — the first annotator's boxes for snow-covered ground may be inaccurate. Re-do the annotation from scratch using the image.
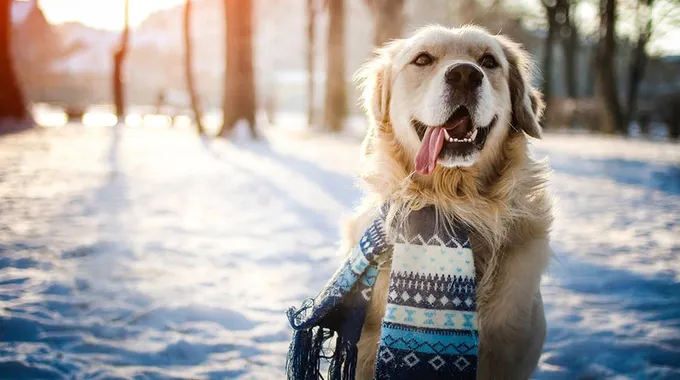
[0,122,678,379]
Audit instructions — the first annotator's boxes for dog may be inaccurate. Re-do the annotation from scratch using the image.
[340,25,554,379]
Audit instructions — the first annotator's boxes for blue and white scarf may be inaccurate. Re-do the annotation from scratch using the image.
[286,206,478,379]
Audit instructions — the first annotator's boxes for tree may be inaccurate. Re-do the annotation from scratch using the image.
[664,94,680,140]
[184,0,205,135]
[219,0,257,138]
[364,0,405,47]
[626,0,654,135]
[541,1,558,109]
[306,0,316,127]
[113,0,130,120]
[541,0,578,112]
[594,0,624,134]
[0,0,28,125]
[324,0,347,132]
[561,0,579,99]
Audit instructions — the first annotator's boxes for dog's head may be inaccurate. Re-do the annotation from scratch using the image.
[357,25,544,177]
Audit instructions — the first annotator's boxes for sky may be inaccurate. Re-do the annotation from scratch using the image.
[38,0,185,30]
[33,0,680,55]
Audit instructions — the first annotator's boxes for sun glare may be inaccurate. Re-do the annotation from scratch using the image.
[38,0,185,31]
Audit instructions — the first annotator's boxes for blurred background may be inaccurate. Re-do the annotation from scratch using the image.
[0,0,678,379]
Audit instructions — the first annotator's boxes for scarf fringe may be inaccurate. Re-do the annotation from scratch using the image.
[285,325,358,380]
[328,334,358,380]
[285,326,325,380]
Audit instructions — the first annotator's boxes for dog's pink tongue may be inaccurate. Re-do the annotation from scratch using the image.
[415,127,445,175]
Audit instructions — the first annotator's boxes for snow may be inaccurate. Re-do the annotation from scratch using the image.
[0,118,679,379]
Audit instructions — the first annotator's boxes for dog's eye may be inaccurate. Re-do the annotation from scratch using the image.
[479,54,499,69]
[411,52,434,67]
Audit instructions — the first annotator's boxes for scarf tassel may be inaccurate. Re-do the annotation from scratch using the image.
[285,325,358,380]
[286,326,327,380]
[328,334,358,380]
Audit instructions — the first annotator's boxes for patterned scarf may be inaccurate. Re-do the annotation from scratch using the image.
[285,206,478,379]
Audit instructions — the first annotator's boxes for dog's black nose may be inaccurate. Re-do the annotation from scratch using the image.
[445,63,484,91]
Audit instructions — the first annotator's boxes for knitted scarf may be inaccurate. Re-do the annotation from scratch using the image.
[285,205,478,379]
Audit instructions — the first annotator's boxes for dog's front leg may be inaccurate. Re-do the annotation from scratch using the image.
[356,264,390,380]
[477,238,550,380]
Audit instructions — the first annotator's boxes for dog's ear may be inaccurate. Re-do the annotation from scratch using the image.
[355,40,403,157]
[355,40,402,129]
[500,37,545,139]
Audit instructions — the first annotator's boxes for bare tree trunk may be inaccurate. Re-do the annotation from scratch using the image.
[627,36,649,133]
[562,0,579,99]
[219,0,257,138]
[113,0,130,120]
[664,94,680,140]
[0,0,28,125]
[595,0,624,135]
[324,0,347,133]
[364,0,405,47]
[184,0,205,135]
[669,123,679,140]
[626,0,653,135]
[669,115,680,140]
[306,0,315,127]
[542,3,557,115]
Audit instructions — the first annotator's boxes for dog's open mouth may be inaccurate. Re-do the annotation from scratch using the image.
[412,107,496,175]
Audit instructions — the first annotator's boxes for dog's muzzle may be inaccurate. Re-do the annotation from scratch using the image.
[444,63,484,112]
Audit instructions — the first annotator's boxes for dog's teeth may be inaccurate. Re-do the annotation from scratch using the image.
[470,129,478,141]
[448,137,454,142]
[443,129,451,140]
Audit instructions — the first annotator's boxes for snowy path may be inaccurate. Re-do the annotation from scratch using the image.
[0,125,678,379]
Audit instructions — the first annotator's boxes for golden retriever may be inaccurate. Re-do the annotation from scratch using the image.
[341,25,554,379]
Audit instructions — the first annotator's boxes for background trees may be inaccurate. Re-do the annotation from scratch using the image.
[594,0,625,134]
[2,0,679,140]
[113,0,130,120]
[306,0,316,128]
[542,0,579,114]
[364,0,405,47]
[184,0,205,135]
[324,0,347,133]
[219,0,257,138]
[0,0,27,126]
